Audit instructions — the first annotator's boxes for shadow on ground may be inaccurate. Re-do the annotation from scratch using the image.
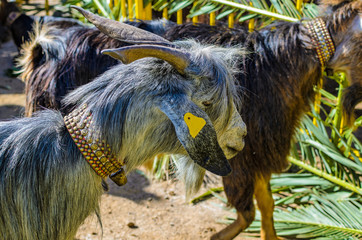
[106,170,161,203]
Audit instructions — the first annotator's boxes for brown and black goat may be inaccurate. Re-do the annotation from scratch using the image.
[164,0,361,239]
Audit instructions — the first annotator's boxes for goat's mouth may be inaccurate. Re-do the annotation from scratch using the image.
[223,140,245,159]
[224,146,241,159]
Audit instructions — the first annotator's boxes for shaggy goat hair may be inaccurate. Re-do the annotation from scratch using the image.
[162,0,361,240]
[18,15,175,116]
[0,7,247,239]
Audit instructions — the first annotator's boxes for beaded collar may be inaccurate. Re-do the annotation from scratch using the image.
[305,18,335,68]
[64,104,127,186]
[6,11,22,26]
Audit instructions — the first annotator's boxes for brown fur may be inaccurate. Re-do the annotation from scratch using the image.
[163,1,361,239]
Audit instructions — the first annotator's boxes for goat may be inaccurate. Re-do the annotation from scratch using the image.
[162,0,361,239]
[0,0,82,50]
[0,6,247,239]
[17,0,361,239]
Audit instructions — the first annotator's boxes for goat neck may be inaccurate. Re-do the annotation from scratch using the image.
[64,104,127,186]
[304,18,335,68]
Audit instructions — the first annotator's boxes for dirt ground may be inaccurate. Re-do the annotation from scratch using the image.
[0,40,253,240]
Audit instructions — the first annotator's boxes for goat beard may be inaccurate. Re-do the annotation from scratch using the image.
[173,155,206,201]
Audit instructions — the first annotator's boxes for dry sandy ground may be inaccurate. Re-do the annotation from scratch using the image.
[0,40,254,240]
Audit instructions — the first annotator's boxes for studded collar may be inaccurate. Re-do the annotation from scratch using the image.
[305,18,335,68]
[64,104,127,186]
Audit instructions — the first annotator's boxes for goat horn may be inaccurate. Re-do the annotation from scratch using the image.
[71,6,171,46]
[102,45,190,75]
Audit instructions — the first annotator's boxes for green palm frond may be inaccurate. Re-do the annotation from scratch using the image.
[242,197,362,239]
[214,173,362,239]
[291,75,362,194]
[63,0,319,28]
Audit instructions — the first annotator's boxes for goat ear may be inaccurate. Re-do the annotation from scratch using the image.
[70,5,171,46]
[158,95,232,176]
[102,45,190,75]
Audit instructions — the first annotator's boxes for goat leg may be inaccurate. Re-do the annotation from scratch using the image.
[211,161,256,240]
[254,174,279,240]
[211,211,253,240]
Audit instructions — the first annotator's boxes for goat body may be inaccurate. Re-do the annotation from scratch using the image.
[163,1,361,239]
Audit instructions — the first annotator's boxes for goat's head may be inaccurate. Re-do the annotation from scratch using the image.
[321,0,362,123]
[68,7,247,178]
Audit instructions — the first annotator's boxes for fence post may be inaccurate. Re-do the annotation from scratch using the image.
[135,0,143,19]
[248,2,254,31]
[45,0,49,15]
[128,0,134,20]
[210,11,216,26]
[163,8,168,20]
[121,0,127,20]
[192,2,198,25]
[145,2,152,20]
[177,9,183,24]
[228,12,234,28]
[296,0,302,12]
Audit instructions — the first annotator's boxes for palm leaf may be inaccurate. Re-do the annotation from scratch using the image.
[245,198,362,239]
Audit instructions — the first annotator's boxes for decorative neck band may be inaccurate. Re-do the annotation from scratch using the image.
[305,18,335,68]
[6,11,22,26]
[64,104,127,186]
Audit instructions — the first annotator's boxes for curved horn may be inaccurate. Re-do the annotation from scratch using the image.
[102,45,190,75]
[71,6,172,46]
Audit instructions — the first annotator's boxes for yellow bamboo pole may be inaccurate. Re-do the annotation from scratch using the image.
[248,2,254,32]
[296,0,303,12]
[121,0,127,19]
[210,11,216,26]
[313,79,323,126]
[228,13,234,28]
[128,0,134,20]
[177,9,183,24]
[145,2,152,20]
[192,2,198,25]
[109,0,113,9]
[135,0,143,19]
[45,0,49,16]
[163,8,168,20]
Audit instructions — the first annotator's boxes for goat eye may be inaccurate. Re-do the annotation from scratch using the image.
[202,100,213,107]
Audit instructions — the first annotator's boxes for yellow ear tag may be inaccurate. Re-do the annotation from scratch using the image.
[184,113,206,138]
